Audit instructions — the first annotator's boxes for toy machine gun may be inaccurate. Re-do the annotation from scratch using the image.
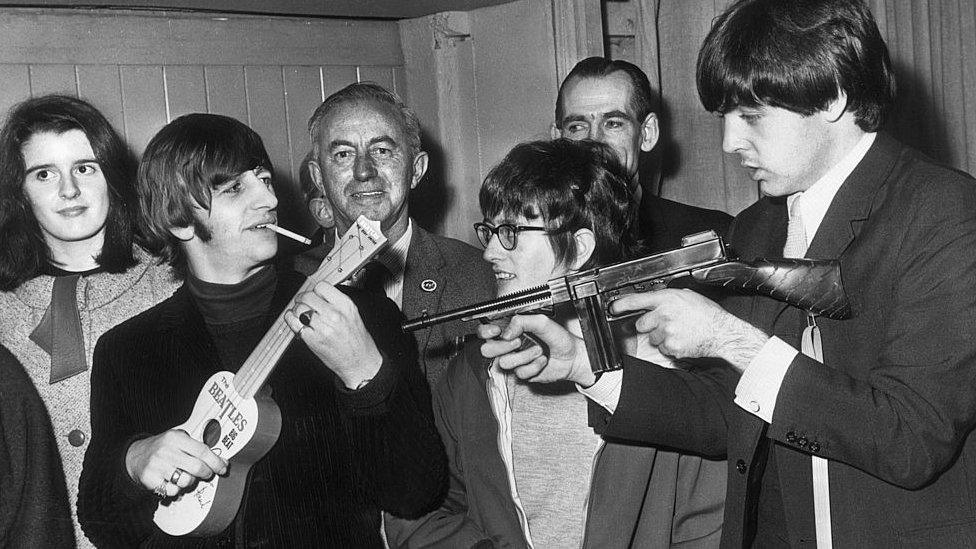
[403,231,852,373]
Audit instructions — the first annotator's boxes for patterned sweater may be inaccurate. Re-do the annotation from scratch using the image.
[0,248,179,547]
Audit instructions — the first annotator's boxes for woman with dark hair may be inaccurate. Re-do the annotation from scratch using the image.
[0,94,178,547]
[385,139,726,548]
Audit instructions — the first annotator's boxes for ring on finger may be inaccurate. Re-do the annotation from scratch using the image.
[170,468,183,485]
[153,480,168,499]
[299,310,314,327]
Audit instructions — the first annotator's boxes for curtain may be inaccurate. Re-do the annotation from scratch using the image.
[631,0,976,214]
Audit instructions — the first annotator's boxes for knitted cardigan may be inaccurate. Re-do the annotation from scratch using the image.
[0,247,179,547]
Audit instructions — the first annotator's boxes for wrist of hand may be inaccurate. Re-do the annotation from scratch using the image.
[712,314,768,372]
[339,349,383,390]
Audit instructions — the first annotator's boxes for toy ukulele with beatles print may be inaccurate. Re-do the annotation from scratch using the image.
[153,216,386,536]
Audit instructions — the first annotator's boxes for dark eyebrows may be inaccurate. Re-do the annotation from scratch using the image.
[25,157,99,175]
[328,135,400,151]
[603,109,634,121]
[24,163,55,175]
[369,135,398,148]
[560,114,588,126]
[559,110,634,128]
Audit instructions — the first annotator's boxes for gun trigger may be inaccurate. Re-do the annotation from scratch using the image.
[516,332,550,358]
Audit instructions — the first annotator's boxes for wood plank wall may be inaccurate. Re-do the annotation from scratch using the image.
[0,9,405,235]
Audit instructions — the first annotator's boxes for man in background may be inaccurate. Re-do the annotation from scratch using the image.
[553,56,731,250]
[299,82,494,385]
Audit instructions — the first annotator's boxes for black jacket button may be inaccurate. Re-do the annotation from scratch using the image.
[786,431,797,443]
[810,442,821,453]
[797,437,808,448]
[736,459,747,474]
[68,429,87,447]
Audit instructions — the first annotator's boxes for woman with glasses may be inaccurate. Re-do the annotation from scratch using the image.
[385,138,727,548]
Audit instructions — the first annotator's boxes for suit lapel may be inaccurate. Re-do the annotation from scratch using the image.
[805,134,898,260]
[746,135,898,327]
[402,225,447,352]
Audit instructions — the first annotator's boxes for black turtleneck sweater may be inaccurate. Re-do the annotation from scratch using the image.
[78,266,447,548]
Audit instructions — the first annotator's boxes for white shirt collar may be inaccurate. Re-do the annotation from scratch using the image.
[787,132,876,247]
[375,218,412,276]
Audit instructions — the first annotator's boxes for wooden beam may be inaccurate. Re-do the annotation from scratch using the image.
[0,8,401,65]
[551,0,604,83]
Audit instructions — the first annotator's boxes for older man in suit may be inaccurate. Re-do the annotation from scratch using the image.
[552,57,731,251]
[297,83,494,386]
[484,0,976,546]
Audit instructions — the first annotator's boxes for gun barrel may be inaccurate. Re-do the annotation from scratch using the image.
[402,284,553,332]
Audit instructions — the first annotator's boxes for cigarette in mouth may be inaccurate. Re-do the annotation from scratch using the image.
[258,224,312,245]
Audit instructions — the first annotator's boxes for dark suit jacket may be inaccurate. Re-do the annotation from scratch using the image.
[602,134,976,547]
[401,225,495,384]
[636,194,732,252]
[78,270,447,547]
[0,345,74,548]
[296,222,495,386]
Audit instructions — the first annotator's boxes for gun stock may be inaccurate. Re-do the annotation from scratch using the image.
[691,258,852,320]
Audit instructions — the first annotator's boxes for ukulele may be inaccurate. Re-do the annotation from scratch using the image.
[153,215,387,536]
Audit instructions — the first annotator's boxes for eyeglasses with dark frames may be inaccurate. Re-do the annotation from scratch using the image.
[473,222,555,251]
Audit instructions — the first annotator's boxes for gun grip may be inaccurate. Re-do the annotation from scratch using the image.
[515,333,550,357]
[480,317,551,357]
[574,293,622,374]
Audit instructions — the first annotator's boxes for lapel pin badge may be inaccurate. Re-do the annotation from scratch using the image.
[421,279,437,292]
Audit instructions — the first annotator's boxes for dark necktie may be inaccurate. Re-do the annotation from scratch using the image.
[29,275,88,383]
[360,261,391,296]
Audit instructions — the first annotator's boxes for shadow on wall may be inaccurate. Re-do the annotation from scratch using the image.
[409,128,451,233]
[638,92,671,198]
[275,158,317,257]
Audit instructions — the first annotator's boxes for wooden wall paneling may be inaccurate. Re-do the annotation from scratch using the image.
[656,0,752,214]
[392,66,407,99]
[0,10,401,67]
[0,65,31,120]
[283,66,325,178]
[358,65,396,90]
[243,65,305,232]
[204,66,248,122]
[551,0,604,83]
[164,65,208,120]
[281,65,324,236]
[119,65,167,155]
[468,0,558,171]
[76,65,127,138]
[960,0,976,174]
[434,35,481,246]
[29,64,78,97]
[9,0,519,20]
[399,11,482,242]
[320,65,360,102]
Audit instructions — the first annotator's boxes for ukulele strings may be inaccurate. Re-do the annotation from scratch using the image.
[186,223,375,439]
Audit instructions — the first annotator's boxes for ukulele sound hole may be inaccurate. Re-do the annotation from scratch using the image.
[202,419,221,447]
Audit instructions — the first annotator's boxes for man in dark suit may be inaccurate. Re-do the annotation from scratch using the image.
[78,114,446,547]
[298,83,494,386]
[483,0,976,546]
[551,57,731,251]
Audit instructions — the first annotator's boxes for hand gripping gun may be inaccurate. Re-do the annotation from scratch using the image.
[402,231,853,374]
